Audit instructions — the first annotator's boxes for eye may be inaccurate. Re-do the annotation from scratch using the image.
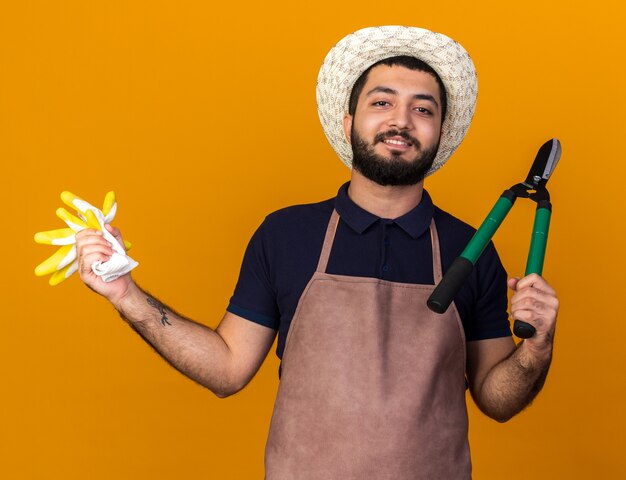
[414,107,432,115]
[372,100,391,107]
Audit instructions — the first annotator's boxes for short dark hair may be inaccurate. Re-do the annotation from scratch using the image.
[348,56,447,120]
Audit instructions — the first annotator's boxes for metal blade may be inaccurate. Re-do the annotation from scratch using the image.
[524,138,562,189]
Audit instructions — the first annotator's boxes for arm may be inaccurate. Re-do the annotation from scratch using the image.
[76,226,277,398]
[466,273,559,422]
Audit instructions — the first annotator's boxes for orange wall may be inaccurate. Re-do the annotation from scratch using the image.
[1,1,625,478]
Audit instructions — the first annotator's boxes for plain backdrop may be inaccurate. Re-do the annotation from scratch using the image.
[1,1,625,478]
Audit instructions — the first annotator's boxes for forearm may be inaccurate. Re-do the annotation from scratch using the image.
[112,283,238,397]
[473,341,552,422]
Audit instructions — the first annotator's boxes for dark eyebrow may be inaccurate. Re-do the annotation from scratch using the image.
[366,86,440,109]
[413,93,439,109]
[366,86,398,96]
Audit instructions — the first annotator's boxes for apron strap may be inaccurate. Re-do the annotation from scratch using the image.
[316,209,340,273]
[429,219,443,284]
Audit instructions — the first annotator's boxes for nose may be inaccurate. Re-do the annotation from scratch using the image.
[387,105,413,130]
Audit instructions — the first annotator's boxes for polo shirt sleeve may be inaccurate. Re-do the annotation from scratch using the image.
[227,220,280,330]
[464,241,512,341]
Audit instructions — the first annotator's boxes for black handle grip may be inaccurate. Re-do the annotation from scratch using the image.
[513,320,536,338]
[427,257,474,314]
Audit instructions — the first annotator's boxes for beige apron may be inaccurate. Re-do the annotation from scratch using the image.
[265,210,471,479]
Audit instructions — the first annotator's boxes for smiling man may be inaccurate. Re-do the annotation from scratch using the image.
[76,26,559,479]
[347,58,444,187]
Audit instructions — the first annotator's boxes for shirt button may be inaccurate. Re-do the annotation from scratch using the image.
[382,264,390,272]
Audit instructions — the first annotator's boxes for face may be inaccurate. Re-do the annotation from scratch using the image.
[343,65,443,186]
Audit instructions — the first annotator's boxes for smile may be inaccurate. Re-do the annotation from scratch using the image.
[382,137,413,150]
[384,139,411,146]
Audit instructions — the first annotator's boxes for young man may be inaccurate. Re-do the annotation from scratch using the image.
[76,26,558,479]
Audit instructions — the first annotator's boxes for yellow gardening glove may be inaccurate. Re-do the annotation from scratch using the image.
[34,191,136,286]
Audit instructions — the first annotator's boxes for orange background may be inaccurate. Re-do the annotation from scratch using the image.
[1,1,625,478]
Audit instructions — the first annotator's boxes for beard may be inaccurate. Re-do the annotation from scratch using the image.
[350,127,438,186]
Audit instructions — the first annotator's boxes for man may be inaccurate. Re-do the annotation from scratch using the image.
[76,26,558,479]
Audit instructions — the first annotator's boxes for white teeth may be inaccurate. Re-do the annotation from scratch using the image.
[384,139,409,146]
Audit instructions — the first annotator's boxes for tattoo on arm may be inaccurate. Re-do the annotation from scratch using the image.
[147,296,171,326]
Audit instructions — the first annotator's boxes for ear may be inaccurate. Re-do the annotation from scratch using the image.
[343,114,353,143]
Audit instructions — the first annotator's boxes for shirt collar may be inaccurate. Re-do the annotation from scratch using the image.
[334,182,434,239]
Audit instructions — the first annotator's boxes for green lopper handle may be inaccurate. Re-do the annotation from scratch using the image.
[461,196,515,263]
[525,205,551,276]
[427,194,515,314]
[513,202,552,338]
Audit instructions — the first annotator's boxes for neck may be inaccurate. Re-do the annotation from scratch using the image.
[348,170,425,219]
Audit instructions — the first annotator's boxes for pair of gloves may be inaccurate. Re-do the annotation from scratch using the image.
[34,191,138,286]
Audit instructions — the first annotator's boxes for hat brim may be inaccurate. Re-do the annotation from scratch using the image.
[316,25,478,177]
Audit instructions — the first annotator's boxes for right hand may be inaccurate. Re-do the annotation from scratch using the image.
[75,224,134,304]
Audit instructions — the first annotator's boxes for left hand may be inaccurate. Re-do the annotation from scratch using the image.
[508,273,559,357]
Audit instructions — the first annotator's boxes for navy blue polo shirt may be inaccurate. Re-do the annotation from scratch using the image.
[228,182,511,360]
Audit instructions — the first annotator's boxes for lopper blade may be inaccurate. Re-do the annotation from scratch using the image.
[524,138,562,190]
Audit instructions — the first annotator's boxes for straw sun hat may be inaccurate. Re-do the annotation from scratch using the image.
[316,26,478,177]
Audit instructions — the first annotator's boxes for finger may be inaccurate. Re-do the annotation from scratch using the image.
[510,283,541,303]
[511,279,558,303]
[76,234,114,260]
[75,229,105,246]
[510,309,547,332]
[103,224,129,251]
[511,303,556,331]
[78,243,114,260]
[511,290,559,314]
[104,223,120,236]
[510,293,559,326]
[511,294,551,313]
[507,277,520,291]
[515,273,556,296]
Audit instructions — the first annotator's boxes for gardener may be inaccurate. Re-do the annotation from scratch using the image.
[76,26,559,479]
